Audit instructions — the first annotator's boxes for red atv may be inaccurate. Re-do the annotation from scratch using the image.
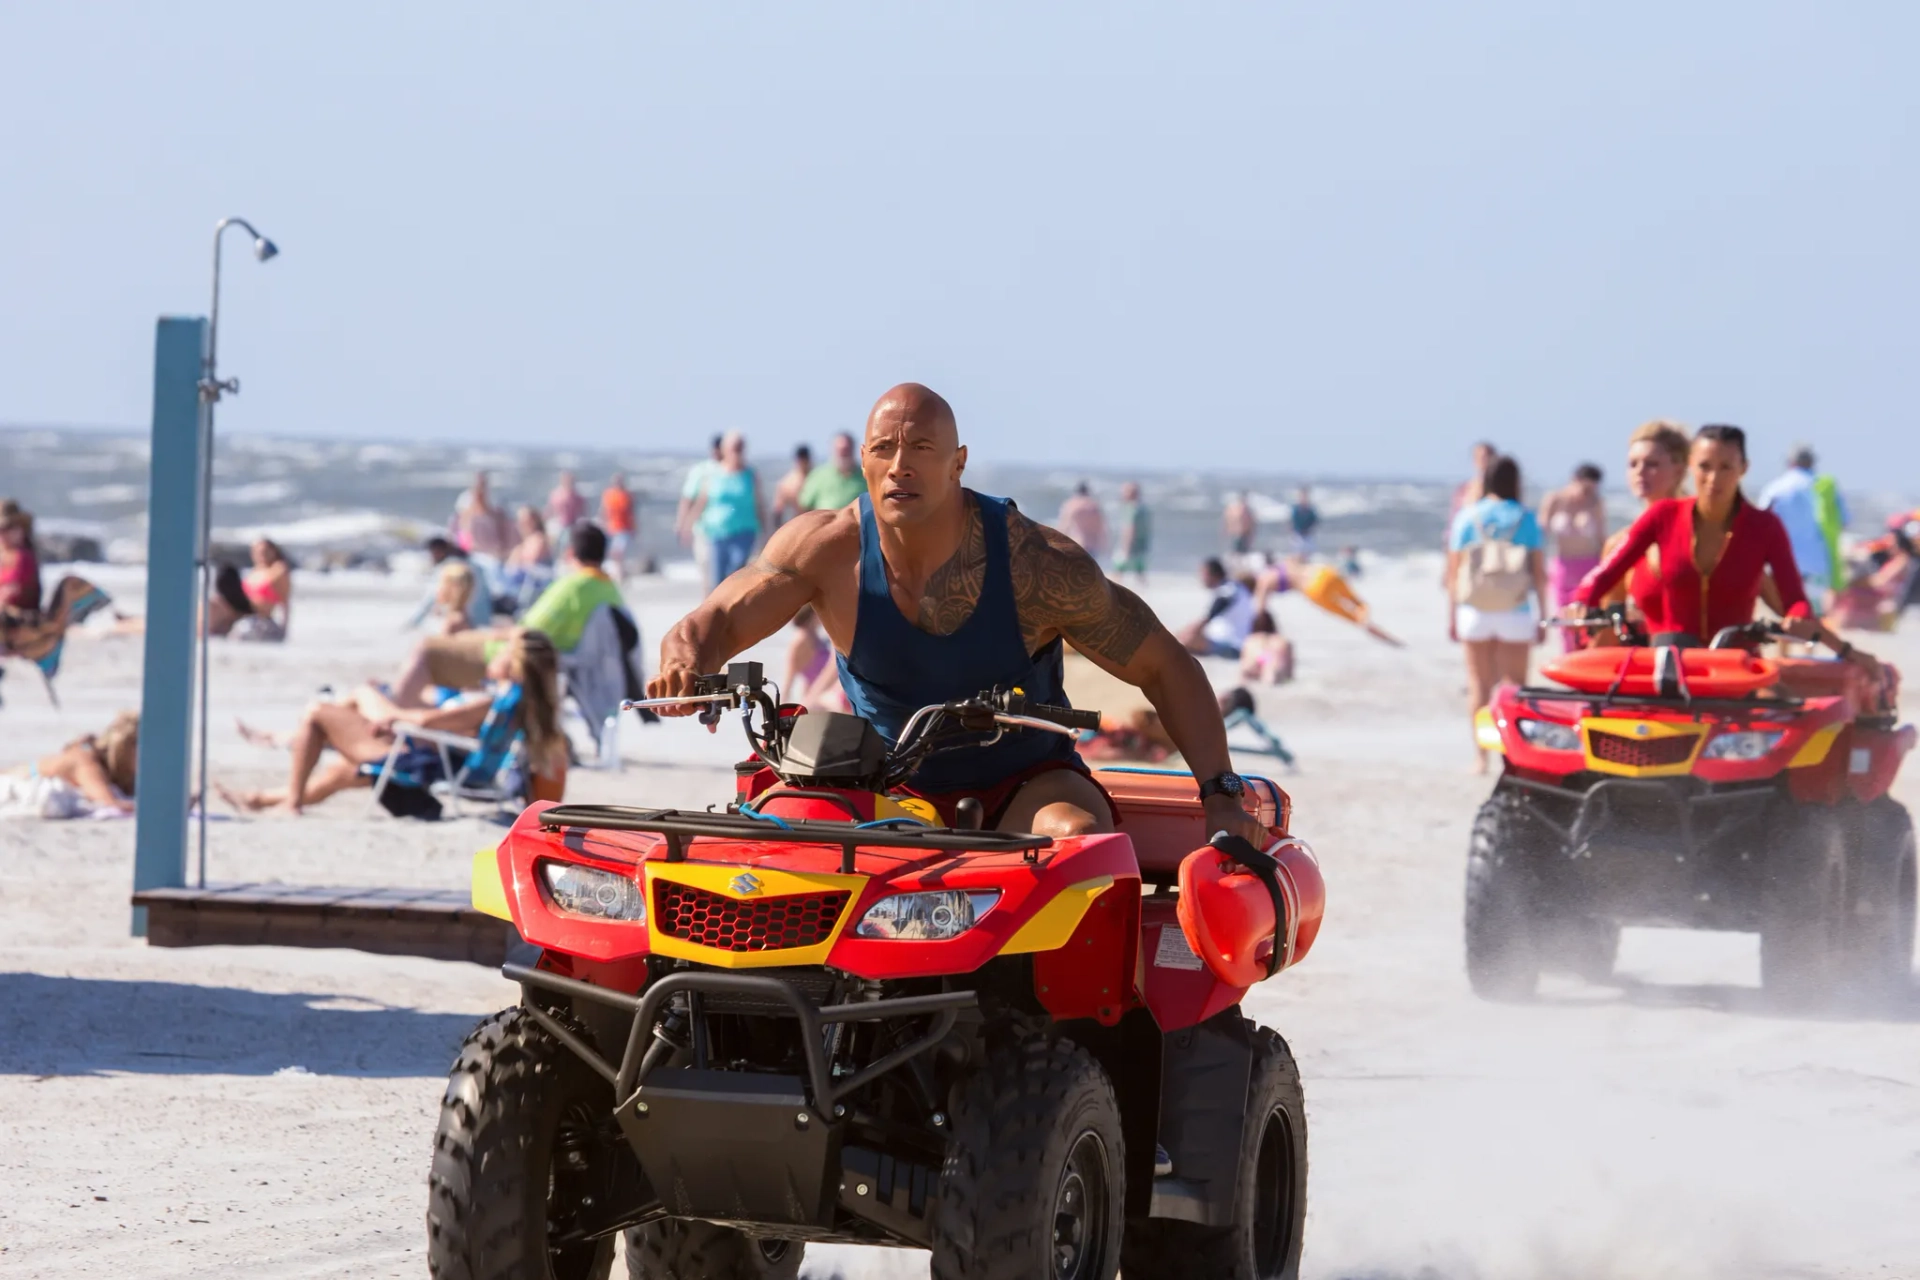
[1470,616,1915,1004]
[434,662,1326,1280]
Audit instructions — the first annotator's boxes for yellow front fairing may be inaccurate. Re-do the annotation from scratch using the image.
[644,861,869,969]
[1580,718,1705,778]
[471,848,512,921]
[1475,707,1505,755]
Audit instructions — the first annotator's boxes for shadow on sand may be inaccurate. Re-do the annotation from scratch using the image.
[0,972,492,1077]
[1533,973,1920,1024]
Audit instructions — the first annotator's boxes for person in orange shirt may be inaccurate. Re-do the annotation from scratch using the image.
[599,472,635,578]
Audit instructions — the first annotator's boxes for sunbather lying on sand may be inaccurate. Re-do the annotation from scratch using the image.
[1,711,139,817]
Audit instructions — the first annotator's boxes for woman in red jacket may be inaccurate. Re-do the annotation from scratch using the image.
[1575,426,1878,676]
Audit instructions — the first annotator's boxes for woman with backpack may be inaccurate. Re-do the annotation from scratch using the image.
[1447,454,1549,772]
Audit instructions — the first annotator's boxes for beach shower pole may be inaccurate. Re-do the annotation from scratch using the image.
[195,217,279,886]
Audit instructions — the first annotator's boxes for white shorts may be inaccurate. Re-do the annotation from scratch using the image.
[1456,602,1537,644]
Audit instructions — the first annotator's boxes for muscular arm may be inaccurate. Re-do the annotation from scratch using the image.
[1007,511,1262,842]
[650,510,846,706]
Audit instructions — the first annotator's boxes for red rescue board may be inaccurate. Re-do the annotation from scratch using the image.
[1542,647,1778,698]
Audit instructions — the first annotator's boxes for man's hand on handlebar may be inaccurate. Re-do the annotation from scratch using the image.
[645,663,715,724]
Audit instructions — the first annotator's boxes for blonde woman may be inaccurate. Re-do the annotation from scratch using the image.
[225,629,563,814]
[3,711,140,815]
[1580,420,1689,642]
[433,561,480,636]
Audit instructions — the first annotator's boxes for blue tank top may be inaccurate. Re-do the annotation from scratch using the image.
[837,490,1077,792]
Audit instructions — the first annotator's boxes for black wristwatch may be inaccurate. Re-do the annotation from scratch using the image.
[1198,771,1246,803]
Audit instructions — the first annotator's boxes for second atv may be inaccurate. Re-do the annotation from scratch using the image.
[1469,618,1914,1005]
[433,662,1326,1279]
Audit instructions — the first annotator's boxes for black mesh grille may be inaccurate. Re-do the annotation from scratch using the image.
[1588,730,1698,768]
[653,882,849,952]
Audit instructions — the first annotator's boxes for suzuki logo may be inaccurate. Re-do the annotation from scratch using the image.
[730,873,763,896]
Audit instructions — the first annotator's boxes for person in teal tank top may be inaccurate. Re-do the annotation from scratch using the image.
[688,430,767,590]
[647,382,1268,846]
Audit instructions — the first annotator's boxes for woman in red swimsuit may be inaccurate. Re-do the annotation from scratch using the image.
[1576,426,1878,677]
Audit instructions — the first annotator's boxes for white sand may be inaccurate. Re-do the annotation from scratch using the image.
[2,560,1916,1279]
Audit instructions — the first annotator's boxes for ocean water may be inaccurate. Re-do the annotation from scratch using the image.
[3,425,1911,571]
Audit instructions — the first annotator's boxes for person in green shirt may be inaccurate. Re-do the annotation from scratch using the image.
[797,431,868,511]
[389,523,626,703]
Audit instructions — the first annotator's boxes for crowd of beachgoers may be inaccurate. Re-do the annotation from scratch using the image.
[2,418,1916,818]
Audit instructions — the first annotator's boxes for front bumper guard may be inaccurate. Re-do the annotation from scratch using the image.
[507,964,972,1238]
[505,962,975,1113]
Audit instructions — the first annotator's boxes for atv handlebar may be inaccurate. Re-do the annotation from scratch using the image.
[1024,701,1101,731]
[627,664,1101,791]
[1708,620,1791,649]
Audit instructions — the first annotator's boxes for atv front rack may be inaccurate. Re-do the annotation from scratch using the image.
[507,962,977,1112]
[538,803,1051,874]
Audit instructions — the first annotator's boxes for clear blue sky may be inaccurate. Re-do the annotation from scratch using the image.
[2,2,1914,484]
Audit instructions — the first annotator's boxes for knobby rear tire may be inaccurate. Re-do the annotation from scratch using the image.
[1760,805,1850,1007]
[1119,1021,1308,1280]
[1839,798,1918,1002]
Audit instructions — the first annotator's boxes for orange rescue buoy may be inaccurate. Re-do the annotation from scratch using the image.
[1176,838,1325,989]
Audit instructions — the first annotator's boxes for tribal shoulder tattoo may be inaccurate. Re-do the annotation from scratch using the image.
[1006,504,1157,665]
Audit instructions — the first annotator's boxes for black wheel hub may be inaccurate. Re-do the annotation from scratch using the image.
[1051,1131,1111,1280]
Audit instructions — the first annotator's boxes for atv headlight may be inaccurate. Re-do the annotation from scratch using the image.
[540,861,647,923]
[1701,730,1784,761]
[1517,718,1581,752]
[855,890,1000,941]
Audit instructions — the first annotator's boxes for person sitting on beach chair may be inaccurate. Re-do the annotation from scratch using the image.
[206,539,293,641]
[223,629,562,815]
[388,523,624,705]
[1,574,115,707]
[0,502,43,615]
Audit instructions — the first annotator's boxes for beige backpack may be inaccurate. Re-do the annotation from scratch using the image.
[1455,513,1533,612]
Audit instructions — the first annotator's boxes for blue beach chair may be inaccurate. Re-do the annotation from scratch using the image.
[1221,687,1296,768]
[364,684,527,820]
[0,576,114,708]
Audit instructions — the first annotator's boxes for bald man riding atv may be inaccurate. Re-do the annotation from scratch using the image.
[649,382,1267,847]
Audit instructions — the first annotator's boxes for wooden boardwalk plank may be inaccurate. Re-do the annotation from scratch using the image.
[132,883,516,966]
